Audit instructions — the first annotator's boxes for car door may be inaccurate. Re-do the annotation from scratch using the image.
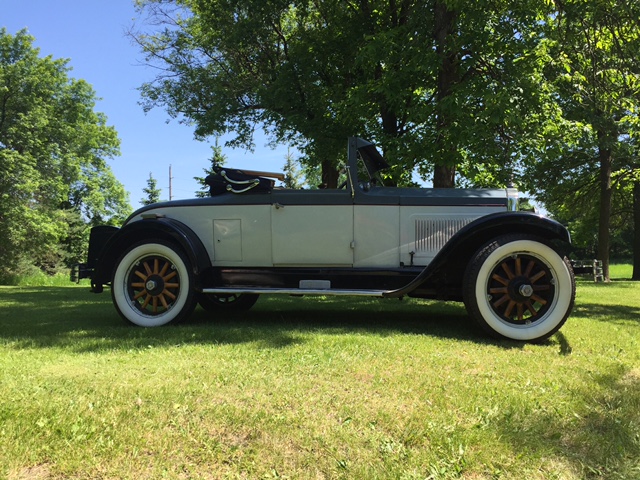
[270,190,354,266]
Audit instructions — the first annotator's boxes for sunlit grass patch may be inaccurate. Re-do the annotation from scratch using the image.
[1,275,639,479]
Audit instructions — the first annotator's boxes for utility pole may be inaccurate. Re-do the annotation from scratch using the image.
[169,164,173,201]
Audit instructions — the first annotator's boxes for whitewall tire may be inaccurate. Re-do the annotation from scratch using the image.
[463,235,575,342]
[111,241,197,327]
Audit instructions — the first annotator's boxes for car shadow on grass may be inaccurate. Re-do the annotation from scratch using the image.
[0,286,534,352]
[187,295,529,349]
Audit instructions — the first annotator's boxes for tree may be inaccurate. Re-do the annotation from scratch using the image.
[133,0,553,188]
[522,1,640,281]
[133,0,354,187]
[132,1,640,277]
[616,139,640,279]
[141,172,162,205]
[282,149,303,189]
[634,180,640,279]
[194,142,227,197]
[0,29,131,276]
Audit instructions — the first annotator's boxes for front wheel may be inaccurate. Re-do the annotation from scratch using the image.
[463,235,575,342]
[111,241,198,327]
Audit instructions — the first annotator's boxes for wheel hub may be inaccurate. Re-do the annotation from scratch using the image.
[127,256,180,315]
[518,284,534,298]
[144,275,165,296]
[507,277,534,302]
[487,254,555,324]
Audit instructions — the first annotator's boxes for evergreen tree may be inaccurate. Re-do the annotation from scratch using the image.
[282,149,303,189]
[141,172,162,205]
[194,142,227,197]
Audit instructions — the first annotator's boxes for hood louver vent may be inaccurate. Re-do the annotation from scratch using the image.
[411,216,476,264]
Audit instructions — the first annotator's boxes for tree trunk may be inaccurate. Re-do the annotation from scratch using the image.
[434,165,456,188]
[433,0,458,188]
[633,181,640,280]
[321,159,339,189]
[597,143,613,282]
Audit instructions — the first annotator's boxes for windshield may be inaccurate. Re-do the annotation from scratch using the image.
[357,143,390,186]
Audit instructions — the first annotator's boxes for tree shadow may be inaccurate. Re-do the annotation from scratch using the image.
[491,364,640,477]
[0,287,530,353]
[573,302,640,324]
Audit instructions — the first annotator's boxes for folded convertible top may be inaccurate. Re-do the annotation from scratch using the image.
[205,167,274,195]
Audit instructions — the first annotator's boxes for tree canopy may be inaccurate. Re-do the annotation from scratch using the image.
[0,29,131,277]
[133,0,556,188]
[133,0,640,278]
[520,0,640,280]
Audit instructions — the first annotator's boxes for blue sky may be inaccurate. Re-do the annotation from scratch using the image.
[3,0,291,205]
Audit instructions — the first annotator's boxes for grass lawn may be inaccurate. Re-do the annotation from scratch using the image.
[1,268,638,479]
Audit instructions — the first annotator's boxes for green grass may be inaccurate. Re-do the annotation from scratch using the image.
[0,271,75,287]
[609,263,634,280]
[1,277,639,479]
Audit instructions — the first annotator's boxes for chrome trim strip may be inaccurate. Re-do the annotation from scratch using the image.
[202,287,388,297]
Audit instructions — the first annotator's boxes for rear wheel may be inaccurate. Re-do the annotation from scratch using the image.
[198,293,260,312]
[463,235,575,342]
[111,241,197,327]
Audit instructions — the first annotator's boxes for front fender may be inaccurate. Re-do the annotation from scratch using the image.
[384,212,571,298]
[91,218,211,292]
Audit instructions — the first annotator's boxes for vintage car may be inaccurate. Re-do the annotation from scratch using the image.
[73,138,576,342]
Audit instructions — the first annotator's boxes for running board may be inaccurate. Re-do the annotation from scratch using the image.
[201,287,389,297]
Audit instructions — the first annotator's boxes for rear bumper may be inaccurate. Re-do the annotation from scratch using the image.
[70,263,92,283]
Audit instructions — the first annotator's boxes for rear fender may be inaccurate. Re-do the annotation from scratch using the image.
[91,218,211,292]
[385,212,571,298]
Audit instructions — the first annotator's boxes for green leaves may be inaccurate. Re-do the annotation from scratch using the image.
[132,1,640,271]
[521,0,640,275]
[133,1,565,187]
[0,28,131,276]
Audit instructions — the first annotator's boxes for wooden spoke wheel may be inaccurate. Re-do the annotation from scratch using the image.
[112,241,197,327]
[198,292,260,312]
[486,254,554,325]
[128,256,181,315]
[463,235,575,342]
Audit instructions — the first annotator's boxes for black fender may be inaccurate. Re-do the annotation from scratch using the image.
[384,212,571,298]
[90,218,211,292]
